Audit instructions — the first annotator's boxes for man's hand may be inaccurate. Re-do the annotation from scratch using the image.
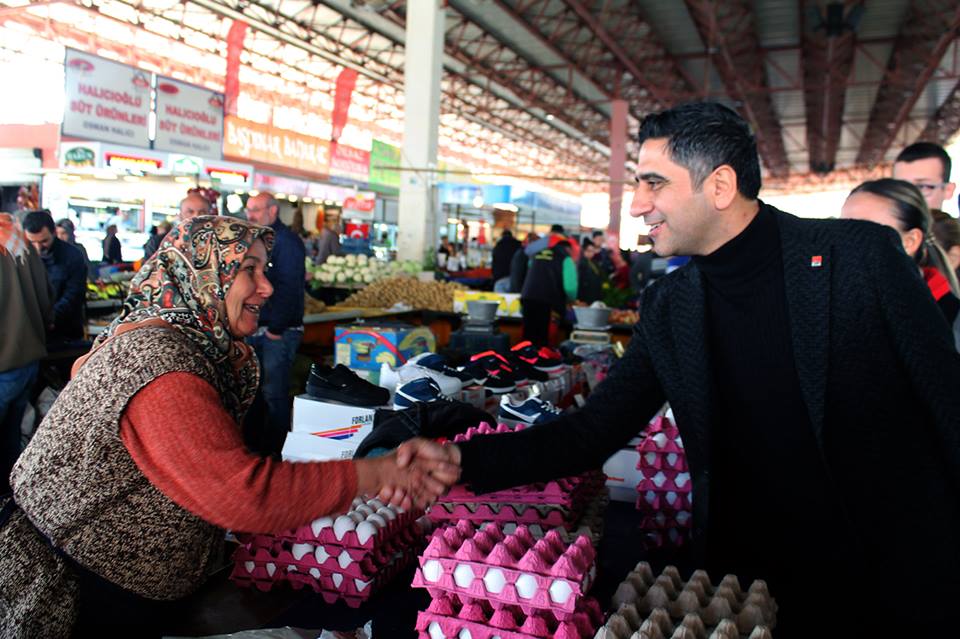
[354,450,452,511]
[265,330,282,341]
[375,438,462,507]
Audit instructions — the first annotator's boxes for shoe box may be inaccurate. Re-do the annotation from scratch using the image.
[602,445,644,503]
[334,324,436,372]
[283,395,387,462]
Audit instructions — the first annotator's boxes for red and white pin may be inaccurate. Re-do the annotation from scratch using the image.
[810,255,823,268]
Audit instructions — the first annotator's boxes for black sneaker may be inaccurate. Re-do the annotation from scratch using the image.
[455,361,489,386]
[306,364,390,407]
[503,351,549,382]
[413,353,478,386]
[469,351,520,393]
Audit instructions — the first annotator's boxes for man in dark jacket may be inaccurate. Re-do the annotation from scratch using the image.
[398,102,960,637]
[520,235,576,345]
[23,210,86,344]
[245,192,306,431]
[491,230,521,291]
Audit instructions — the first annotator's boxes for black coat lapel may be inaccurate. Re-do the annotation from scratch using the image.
[777,210,830,446]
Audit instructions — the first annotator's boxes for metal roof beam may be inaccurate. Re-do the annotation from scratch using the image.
[683,0,791,177]
[801,0,860,174]
[855,1,960,167]
[916,78,960,146]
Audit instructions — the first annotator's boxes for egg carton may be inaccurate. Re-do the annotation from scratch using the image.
[233,534,415,580]
[268,498,422,550]
[443,471,606,507]
[638,511,693,531]
[599,563,776,638]
[638,451,688,472]
[416,593,603,639]
[429,502,581,528]
[595,608,773,639]
[413,522,596,617]
[640,528,691,549]
[636,470,692,494]
[644,415,675,434]
[452,421,525,444]
[232,545,418,608]
[637,431,685,455]
[490,488,609,547]
[636,490,693,513]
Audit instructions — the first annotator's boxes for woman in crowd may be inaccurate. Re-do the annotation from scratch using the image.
[932,209,960,281]
[55,217,91,277]
[577,236,606,304]
[0,217,451,637]
[841,178,960,325]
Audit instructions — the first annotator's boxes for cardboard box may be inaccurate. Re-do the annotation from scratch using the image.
[334,323,436,371]
[282,431,360,462]
[603,448,644,503]
[453,290,522,317]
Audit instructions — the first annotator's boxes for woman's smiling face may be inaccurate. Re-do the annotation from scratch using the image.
[225,239,273,337]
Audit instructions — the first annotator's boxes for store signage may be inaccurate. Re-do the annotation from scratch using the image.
[343,194,376,213]
[105,152,163,172]
[223,116,330,175]
[62,145,97,168]
[170,154,203,174]
[206,166,249,185]
[62,48,151,148]
[328,142,370,183]
[154,76,224,158]
[369,139,401,189]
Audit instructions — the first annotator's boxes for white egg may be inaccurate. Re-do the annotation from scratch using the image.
[333,515,356,540]
[356,521,378,545]
[377,507,397,521]
[548,579,573,604]
[366,498,385,510]
[338,550,354,569]
[265,562,276,577]
[428,621,446,639]
[332,572,343,588]
[310,517,334,537]
[422,559,443,583]
[453,564,475,588]
[355,578,371,592]
[366,513,388,529]
[315,545,330,564]
[355,505,374,517]
[349,511,366,524]
[515,573,538,599]
[482,568,506,594]
[309,567,321,579]
[292,543,314,560]
[244,561,255,573]
[458,630,472,639]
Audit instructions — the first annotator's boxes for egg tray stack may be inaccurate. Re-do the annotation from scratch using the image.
[595,562,776,639]
[413,520,605,639]
[499,487,611,547]
[230,497,432,607]
[635,416,692,547]
[429,422,607,531]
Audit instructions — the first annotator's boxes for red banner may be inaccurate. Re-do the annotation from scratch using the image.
[224,20,248,117]
[345,222,370,240]
[331,68,358,142]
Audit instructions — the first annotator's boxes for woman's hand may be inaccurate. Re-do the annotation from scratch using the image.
[355,447,457,511]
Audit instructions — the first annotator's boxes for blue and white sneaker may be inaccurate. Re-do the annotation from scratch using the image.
[393,377,453,410]
[498,395,563,425]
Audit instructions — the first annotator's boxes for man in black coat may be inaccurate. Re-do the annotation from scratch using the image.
[491,230,521,291]
[394,103,960,636]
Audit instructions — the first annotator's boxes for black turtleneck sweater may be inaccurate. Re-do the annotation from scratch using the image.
[694,207,848,595]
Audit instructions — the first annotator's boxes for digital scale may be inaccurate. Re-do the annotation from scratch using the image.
[450,316,510,351]
[570,324,611,345]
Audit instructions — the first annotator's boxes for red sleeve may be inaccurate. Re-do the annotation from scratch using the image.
[120,372,359,534]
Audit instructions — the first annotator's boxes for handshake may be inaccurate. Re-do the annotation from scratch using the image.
[355,438,463,511]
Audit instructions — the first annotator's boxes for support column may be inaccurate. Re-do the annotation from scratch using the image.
[397,0,445,264]
[608,99,628,246]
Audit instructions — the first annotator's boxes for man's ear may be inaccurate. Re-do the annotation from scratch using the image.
[706,165,738,210]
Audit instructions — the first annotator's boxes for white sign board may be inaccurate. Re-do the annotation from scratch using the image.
[154,76,224,158]
[62,48,151,148]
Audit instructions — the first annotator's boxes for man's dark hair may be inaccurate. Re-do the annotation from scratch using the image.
[23,209,56,234]
[637,102,762,200]
[592,230,603,238]
[895,142,952,182]
[550,224,565,234]
[501,230,513,239]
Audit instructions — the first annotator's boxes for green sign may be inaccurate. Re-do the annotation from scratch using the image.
[63,146,95,168]
[369,139,401,189]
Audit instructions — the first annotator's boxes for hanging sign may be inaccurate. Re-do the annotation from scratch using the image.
[223,115,330,175]
[62,48,151,147]
[154,76,224,158]
[329,141,370,183]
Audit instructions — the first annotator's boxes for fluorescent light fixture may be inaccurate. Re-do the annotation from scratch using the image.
[174,176,193,183]
[248,190,260,197]
[275,193,287,200]
[302,196,313,203]
[446,217,459,224]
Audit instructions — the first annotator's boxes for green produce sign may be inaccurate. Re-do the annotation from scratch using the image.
[369,139,401,189]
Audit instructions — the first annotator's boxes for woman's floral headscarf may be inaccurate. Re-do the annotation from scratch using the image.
[92,216,274,420]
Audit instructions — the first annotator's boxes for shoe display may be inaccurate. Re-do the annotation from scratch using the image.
[393,377,452,410]
[502,351,549,382]
[510,340,565,373]
[409,353,478,386]
[379,361,463,396]
[469,351,521,393]
[455,361,489,386]
[498,394,563,425]
[306,363,390,407]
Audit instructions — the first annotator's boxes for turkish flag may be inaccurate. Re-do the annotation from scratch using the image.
[331,68,359,142]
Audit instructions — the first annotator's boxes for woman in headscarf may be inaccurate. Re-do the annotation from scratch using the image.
[0,217,453,637]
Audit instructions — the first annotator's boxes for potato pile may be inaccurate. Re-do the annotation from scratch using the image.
[303,296,327,315]
[340,276,465,312]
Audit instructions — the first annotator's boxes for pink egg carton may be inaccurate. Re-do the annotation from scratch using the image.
[429,502,580,528]
[452,421,527,444]
[637,431,684,454]
[232,539,384,581]
[416,593,603,639]
[639,511,692,531]
[636,489,694,512]
[413,521,596,617]
[637,470,692,494]
[642,528,691,549]
[638,450,688,471]
[443,471,604,507]
[264,497,422,550]
[644,415,676,434]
